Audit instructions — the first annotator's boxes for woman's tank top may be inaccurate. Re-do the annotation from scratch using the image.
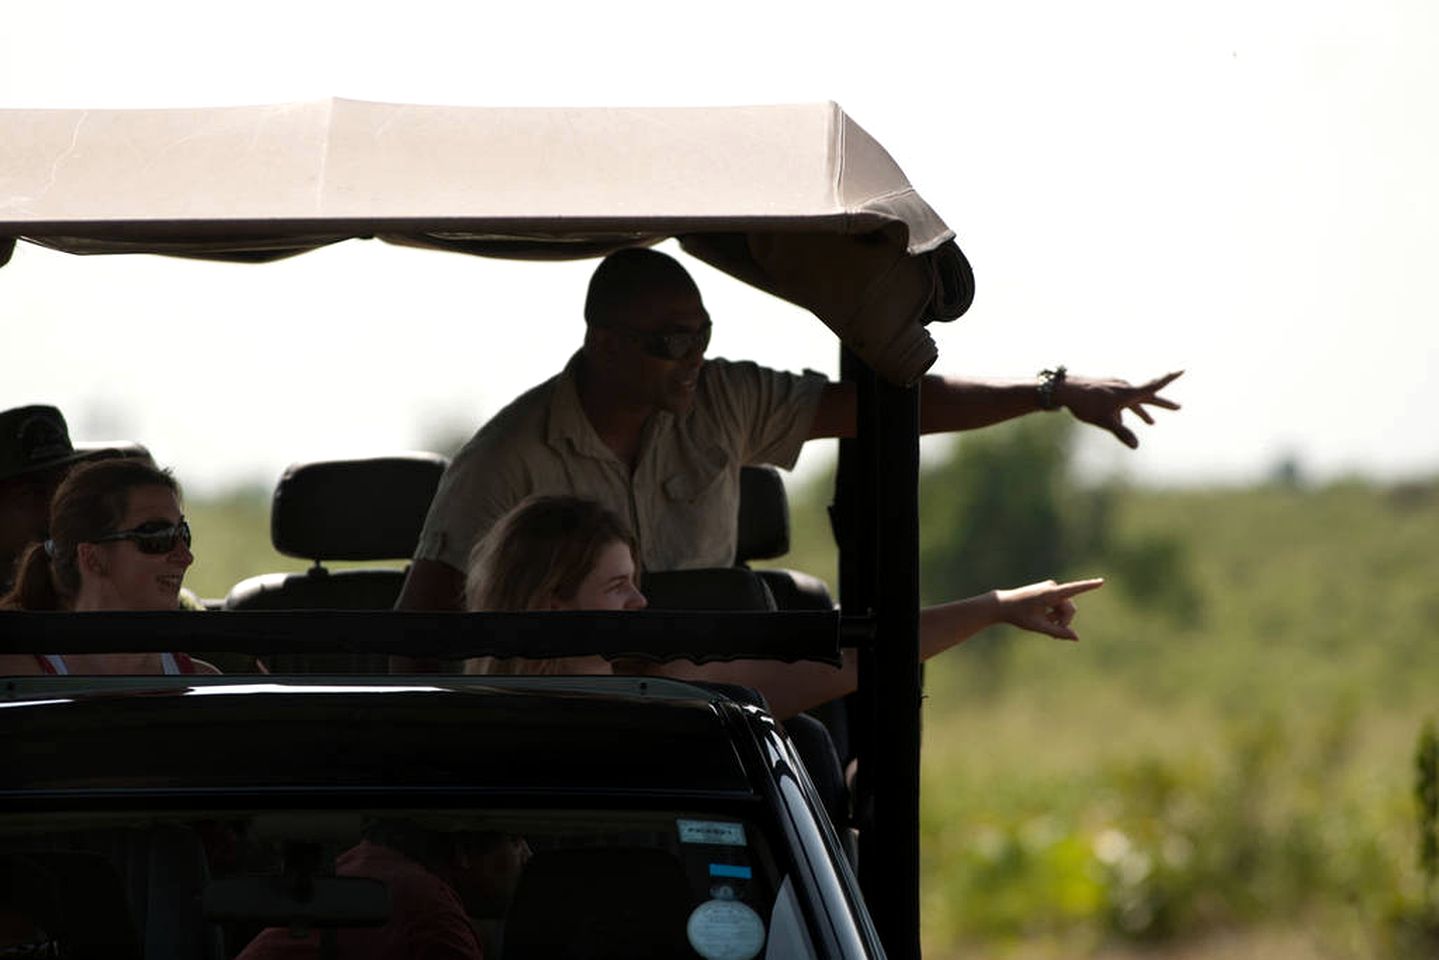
[34,652,197,675]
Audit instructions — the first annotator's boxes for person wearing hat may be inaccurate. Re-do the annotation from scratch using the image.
[0,404,149,593]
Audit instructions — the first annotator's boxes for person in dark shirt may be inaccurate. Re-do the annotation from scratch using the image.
[236,823,529,960]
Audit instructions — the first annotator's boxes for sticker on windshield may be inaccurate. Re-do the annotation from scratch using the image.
[709,863,753,879]
[686,898,766,960]
[677,818,747,846]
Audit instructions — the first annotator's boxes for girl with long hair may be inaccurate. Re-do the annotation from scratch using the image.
[463,495,1101,719]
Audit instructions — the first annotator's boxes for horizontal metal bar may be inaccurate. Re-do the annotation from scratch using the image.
[0,609,849,665]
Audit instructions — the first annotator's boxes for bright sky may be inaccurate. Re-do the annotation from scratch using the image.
[3,0,1436,495]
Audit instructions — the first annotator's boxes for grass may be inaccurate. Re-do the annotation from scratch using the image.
[772,462,1439,956]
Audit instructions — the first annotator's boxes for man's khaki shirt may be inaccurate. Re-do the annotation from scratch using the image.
[415,354,827,573]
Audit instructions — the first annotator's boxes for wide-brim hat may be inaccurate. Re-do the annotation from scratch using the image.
[0,405,150,482]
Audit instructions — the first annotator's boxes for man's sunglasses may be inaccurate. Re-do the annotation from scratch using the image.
[611,322,712,361]
[92,518,192,555]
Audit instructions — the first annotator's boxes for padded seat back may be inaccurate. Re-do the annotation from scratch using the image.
[3,826,217,960]
[736,465,834,611]
[757,567,835,612]
[736,466,852,776]
[265,455,447,563]
[641,567,776,612]
[0,850,138,960]
[736,464,790,561]
[224,454,447,672]
[222,569,412,612]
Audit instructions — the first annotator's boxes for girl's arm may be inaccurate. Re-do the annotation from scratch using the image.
[649,578,1104,719]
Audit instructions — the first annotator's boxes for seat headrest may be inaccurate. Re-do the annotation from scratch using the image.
[271,454,447,561]
[642,567,777,612]
[736,465,790,562]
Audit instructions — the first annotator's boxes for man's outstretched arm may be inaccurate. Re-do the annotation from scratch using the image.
[807,369,1183,447]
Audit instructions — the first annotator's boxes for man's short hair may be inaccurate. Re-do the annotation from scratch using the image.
[584,248,700,328]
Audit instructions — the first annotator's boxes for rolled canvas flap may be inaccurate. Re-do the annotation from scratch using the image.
[682,229,973,387]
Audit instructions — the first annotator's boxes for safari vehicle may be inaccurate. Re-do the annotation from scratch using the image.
[4,674,880,959]
[1,100,975,959]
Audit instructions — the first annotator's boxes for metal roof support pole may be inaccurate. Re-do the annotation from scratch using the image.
[835,347,877,631]
[837,348,923,960]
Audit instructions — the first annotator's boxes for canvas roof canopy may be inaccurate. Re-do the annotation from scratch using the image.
[0,99,973,383]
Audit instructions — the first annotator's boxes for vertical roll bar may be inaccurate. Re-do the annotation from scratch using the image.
[837,348,923,959]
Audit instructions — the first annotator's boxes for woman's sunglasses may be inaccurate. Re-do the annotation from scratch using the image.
[92,518,192,555]
[611,321,712,361]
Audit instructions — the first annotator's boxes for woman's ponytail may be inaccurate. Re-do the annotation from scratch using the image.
[0,540,65,610]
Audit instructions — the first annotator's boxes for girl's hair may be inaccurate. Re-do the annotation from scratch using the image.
[465,495,636,613]
[0,458,179,611]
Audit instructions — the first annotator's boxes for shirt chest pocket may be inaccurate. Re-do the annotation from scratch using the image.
[657,444,739,567]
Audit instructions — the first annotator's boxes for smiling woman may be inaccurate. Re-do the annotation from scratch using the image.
[0,458,218,675]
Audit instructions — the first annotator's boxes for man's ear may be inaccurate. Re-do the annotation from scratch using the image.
[584,324,618,359]
[76,542,106,577]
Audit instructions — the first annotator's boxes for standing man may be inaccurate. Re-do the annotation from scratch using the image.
[397,248,1181,611]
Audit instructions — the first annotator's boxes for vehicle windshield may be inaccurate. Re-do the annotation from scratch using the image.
[0,806,819,960]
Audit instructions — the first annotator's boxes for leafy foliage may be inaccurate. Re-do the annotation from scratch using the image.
[1420,721,1439,902]
[917,417,1070,606]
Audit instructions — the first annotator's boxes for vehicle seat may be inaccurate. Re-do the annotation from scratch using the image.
[102,827,221,960]
[502,848,693,960]
[2,826,219,960]
[0,850,140,960]
[735,465,853,804]
[223,453,447,672]
[641,567,777,611]
[736,465,835,611]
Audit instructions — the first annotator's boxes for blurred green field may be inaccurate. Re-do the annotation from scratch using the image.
[781,426,1439,958]
[179,430,1439,958]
